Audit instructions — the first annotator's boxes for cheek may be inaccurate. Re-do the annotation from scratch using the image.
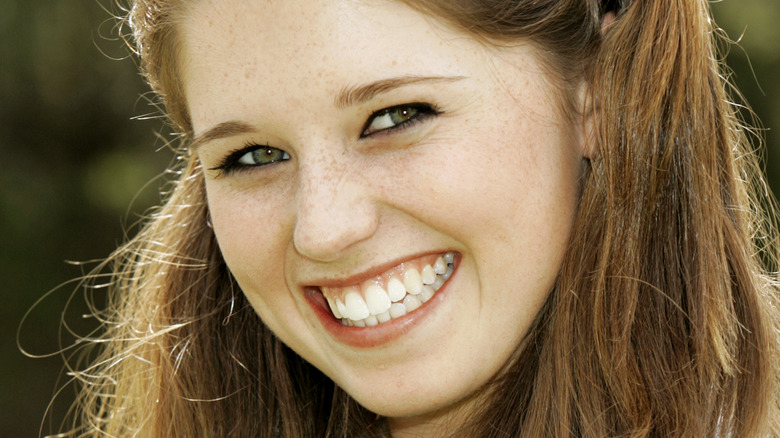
[205,181,293,296]
[392,120,579,245]
[382,113,581,307]
[205,180,332,367]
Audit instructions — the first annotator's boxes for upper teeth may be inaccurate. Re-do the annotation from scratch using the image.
[323,252,456,327]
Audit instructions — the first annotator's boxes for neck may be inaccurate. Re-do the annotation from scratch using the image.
[387,388,487,437]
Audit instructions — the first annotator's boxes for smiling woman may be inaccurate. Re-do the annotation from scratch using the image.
[191,2,582,429]
[58,0,780,437]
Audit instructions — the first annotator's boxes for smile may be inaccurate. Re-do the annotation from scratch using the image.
[320,252,456,327]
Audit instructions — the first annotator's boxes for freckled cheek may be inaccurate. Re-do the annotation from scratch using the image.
[388,125,578,263]
[205,183,294,299]
[397,132,548,227]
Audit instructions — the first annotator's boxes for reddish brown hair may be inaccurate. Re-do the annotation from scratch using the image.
[58,0,780,436]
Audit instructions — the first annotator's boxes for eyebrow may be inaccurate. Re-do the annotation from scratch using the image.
[190,120,255,152]
[335,75,466,108]
[190,75,466,151]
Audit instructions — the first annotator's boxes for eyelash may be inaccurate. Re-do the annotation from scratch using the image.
[360,102,440,138]
[210,142,289,176]
[211,102,439,176]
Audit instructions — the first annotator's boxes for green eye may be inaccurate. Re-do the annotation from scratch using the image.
[237,146,290,166]
[211,144,291,176]
[361,103,438,137]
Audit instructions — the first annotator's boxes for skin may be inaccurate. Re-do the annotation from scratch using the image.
[180,0,588,435]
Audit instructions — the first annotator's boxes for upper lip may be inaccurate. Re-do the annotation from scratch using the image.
[298,250,450,289]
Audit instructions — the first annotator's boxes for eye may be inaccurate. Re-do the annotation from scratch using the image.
[210,144,291,176]
[237,146,290,166]
[361,103,439,137]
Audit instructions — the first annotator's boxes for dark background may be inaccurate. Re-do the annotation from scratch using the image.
[2,1,779,436]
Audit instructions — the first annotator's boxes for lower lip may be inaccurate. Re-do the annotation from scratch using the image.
[304,259,458,348]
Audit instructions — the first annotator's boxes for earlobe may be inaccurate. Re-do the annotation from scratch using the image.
[576,11,616,161]
[602,11,617,34]
[576,81,598,160]
[577,11,615,160]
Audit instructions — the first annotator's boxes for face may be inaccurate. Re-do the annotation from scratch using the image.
[181,0,585,432]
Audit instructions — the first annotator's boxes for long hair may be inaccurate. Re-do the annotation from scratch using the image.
[60,0,779,436]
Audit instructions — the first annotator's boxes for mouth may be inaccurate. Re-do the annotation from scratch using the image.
[317,252,457,327]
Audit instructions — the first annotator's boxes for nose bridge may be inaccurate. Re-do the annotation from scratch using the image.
[293,148,378,261]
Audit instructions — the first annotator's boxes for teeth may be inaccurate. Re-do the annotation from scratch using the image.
[389,302,407,319]
[421,265,436,285]
[442,264,454,281]
[344,288,370,321]
[419,285,435,303]
[387,277,406,302]
[327,297,342,319]
[433,257,447,275]
[336,299,348,318]
[444,252,455,264]
[403,294,422,312]
[376,310,392,323]
[431,275,445,291]
[365,284,392,315]
[404,268,423,295]
[328,252,457,327]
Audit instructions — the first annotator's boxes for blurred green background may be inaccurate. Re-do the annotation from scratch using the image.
[2,1,778,436]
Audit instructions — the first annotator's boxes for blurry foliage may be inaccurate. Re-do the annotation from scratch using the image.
[1,1,170,436]
[713,0,780,174]
[1,0,778,436]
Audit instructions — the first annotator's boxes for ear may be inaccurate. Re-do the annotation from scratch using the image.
[577,11,617,160]
[576,80,597,160]
[602,11,616,32]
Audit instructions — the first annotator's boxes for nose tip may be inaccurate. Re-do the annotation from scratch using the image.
[293,180,379,262]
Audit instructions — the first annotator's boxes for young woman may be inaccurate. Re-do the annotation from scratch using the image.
[64,0,779,436]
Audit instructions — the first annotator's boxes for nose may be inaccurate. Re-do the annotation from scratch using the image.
[293,153,379,262]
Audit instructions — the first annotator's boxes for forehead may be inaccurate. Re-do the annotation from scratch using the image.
[178,0,487,126]
[181,0,452,64]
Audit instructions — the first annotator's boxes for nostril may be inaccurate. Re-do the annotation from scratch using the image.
[293,168,379,261]
[293,228,347,261]
[292,203,380,261]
